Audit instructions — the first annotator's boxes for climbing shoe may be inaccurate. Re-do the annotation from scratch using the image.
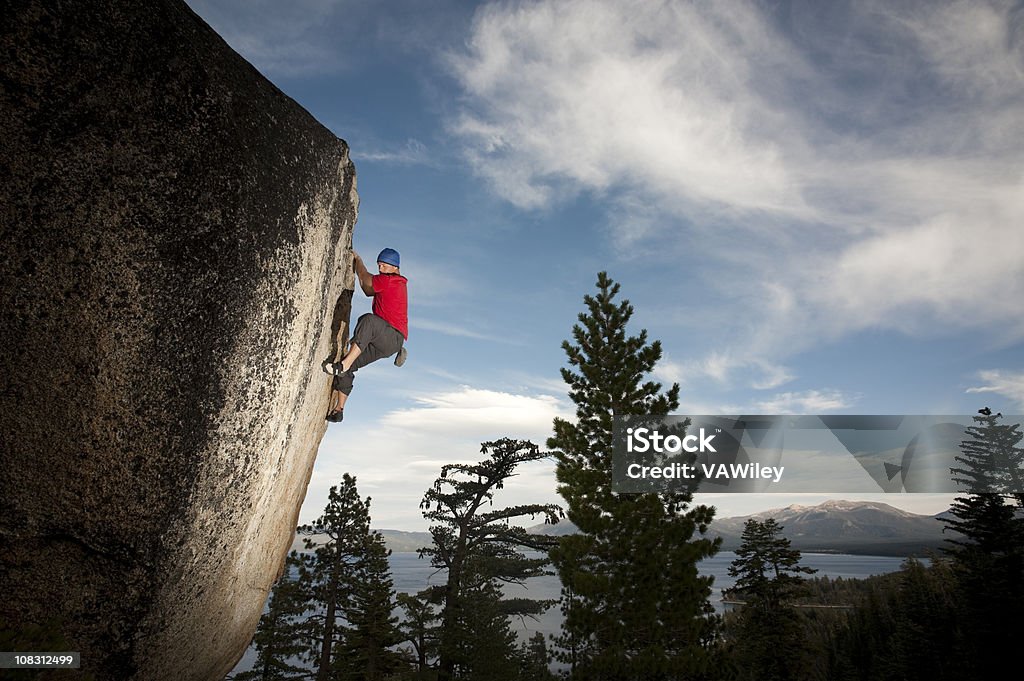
[322,361,352,377]
[326,408,344,423]
[394,347,408,367]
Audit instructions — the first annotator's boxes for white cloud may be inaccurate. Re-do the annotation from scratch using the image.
[386,387,568,435]
[502,371,575,396]
[801,169,1024,341]
[449,0,811,215]
[892,0,1024,102]
[356,138,432,165]
[966,369,1024,409]
[448,0,1024,360]
[656,352,794,391]
[304,387,571,529]
[750,363,797,391]
[750,390,856,414]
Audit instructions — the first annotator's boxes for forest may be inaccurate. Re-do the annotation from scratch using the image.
[232,274,1024,681]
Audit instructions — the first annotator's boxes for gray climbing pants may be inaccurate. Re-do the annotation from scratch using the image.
[333,313,404,395]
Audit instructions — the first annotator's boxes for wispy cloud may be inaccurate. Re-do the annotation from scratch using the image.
[966,369,1024,409]
[448,0,812,215]
[387,387,569,435]
[750,389,857,414]
[397,261,467,309]
[187,0,354,76]
[411,317,520,344]
[355,138,433,166]
[448,0,1024,362]
[656,352,794,391]
[308,386,570,529]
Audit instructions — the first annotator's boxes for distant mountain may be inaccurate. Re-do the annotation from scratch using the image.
[709,500,947,555]
[524,518,579,537]
[523,500,949,557]
[379,529,433,553]
[287,501,948,556]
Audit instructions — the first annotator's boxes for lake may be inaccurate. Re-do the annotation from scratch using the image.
[390,551,908,640]
[230,551,908,675]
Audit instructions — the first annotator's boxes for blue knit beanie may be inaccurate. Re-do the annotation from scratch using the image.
[377,248,400,267]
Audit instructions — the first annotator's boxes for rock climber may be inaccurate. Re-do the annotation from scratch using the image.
[323,247,408,422]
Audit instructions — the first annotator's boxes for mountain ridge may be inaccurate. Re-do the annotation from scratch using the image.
[521,499,948,557]
[292,500,951,557]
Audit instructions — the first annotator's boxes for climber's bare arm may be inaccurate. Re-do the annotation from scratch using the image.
[353,252,375,296]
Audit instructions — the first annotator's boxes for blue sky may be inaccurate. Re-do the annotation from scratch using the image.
[186,0,1024,531]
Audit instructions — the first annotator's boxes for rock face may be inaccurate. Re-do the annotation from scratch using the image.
[0,1,356,679]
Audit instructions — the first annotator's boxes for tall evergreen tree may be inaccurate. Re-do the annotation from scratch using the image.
[941,408,1024,679]
[727,518,817,611]
[886,557,961,681]
[296,474,401,681]
[945,408,1024,548]
[549,272,720,680]
[396,591,439,679]
[519,632,558,681]
[724,519,817,681]
[333,532,404,680]
[826,559,968,681]
[418,438,561,681]
[445,567,524,681]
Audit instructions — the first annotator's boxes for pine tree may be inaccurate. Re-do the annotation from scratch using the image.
[549,272,720,681]
[417,438,562,681]
[296,474,401,681]
[724,519,817,681]
[446,570,523,681]
[234,552,308,681]
[945,408,1024,550]
[727,518,816,611]
[886,557,961,681]
[828,580,897,681]
[396,591,439,679]
[333,532,404,680]
[519,632,558,681]
[826,559,969,681]
[941,408,1024,678]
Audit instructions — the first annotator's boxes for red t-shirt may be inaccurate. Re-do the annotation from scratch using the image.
[372,274,408,339]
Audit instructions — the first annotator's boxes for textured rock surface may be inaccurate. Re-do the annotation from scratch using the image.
[0,1,356,679]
